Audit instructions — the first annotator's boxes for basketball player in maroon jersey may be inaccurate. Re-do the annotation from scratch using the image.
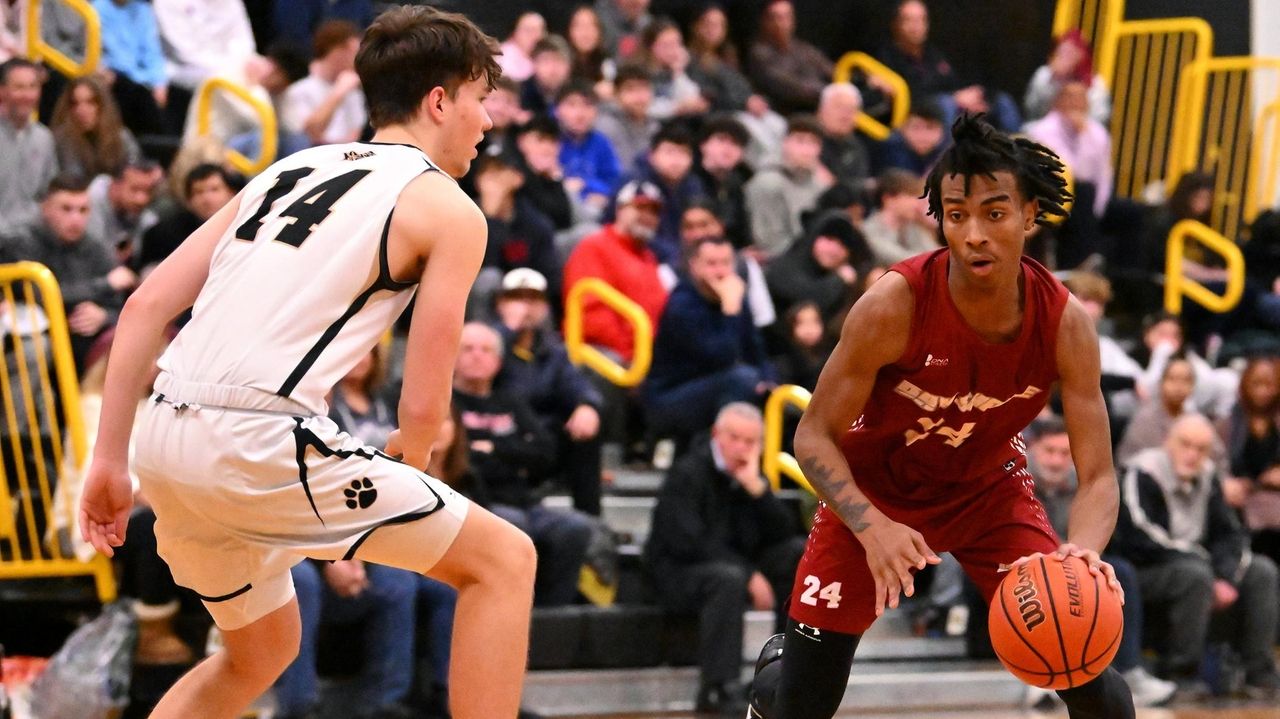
[746,115,1135,718]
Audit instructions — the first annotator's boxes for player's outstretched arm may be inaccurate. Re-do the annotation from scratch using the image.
[1053,297,1124,597]
[391,175,486,470]
[80,193,243,556]
[794,272,941,615]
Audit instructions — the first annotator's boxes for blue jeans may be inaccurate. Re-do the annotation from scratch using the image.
[416,576,457,686]
[643,364,763,441]
[1106,554,1144,673]
[274,561,418,715]
[491,503,593,606]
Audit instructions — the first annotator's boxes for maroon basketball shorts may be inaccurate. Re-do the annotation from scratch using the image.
[788,463,1061,636]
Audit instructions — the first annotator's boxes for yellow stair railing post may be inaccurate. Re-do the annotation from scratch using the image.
[762,384,814,494]
[25,0,100,78]
[564,278,652,388]
[0,262,115,603]
[194,77,279,177]
[832,51,910,142]
[1163,220,1244,315]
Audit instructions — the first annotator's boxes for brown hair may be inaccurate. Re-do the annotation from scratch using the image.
[1063,271,1112,305]
[355,6,502,128]
[313,19,361,59]
[50,76,129,178]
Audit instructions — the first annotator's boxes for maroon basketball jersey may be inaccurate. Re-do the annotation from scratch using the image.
[840,249,1069,502]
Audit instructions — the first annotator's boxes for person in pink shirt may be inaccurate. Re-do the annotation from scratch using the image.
[1025,80,1112,219]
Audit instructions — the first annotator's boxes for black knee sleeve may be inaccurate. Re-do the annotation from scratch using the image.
[754,619,860,719]
[1056,666,1136,719]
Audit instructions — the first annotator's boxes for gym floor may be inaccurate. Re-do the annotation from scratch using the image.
[580,708,1279,718]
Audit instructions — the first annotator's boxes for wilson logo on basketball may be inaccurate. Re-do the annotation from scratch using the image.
[1012,564,1046,632]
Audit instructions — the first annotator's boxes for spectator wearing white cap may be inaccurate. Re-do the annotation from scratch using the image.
[494,268,607,515]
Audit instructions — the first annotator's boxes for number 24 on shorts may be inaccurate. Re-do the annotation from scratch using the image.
[799,575,842,608]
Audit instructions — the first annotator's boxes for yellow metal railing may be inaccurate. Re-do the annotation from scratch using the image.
[1163,220,1244,315]
[195,77,279,177]
[1105,18,1213,202]
[832,52,910,142]
[25,0,101,78]
[762,384,814,494]
[564,278,652,388]
[0,262,115,602]
[1053,0,1124,79]
[1170,56,1280,241]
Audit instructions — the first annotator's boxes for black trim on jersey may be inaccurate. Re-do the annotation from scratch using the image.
[292,417,386,524]
[195,582,254,603]
[342,503,444,561]
[276,213,415,398]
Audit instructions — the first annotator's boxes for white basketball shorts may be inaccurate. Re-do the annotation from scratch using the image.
[133,373,469,630]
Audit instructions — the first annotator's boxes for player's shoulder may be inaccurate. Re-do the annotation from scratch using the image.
[389,170,485,254]
[852,270,915,326]
[835,270,914,359]
[397,171,483,225]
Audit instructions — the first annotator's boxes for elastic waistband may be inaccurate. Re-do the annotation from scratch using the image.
[153,372,313,416]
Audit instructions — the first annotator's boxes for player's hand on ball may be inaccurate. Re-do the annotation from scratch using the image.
[79,460,134,558]
[1007,544,1124,604]
[858,513,941,616]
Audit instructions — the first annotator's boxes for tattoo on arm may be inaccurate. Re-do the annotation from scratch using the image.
[801,456,872,533]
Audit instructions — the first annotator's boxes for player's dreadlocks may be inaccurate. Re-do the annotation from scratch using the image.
[923,113,1072,227]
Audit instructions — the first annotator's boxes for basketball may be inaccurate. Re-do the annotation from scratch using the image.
[988,556,1124,690]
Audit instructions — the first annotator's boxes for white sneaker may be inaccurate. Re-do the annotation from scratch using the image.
[1122,666,1177,707]
[1023,686,1061,710]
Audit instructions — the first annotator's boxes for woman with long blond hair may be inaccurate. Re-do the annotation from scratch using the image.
[50,76,141,178]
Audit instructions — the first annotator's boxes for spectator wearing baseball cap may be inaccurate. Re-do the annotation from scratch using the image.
[562,178,669,454]
[493,268,608,515]
[563,179,668,363]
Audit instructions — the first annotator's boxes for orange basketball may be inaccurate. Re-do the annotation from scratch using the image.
[988,555,1124,690]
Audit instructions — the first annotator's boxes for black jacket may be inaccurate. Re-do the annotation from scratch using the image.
[1112,448,1250,583]
[645,437,797,572]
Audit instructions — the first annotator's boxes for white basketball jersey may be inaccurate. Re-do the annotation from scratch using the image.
[159,142,442,415]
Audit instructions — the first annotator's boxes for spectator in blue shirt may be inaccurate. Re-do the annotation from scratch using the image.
[92,0,169,136]
[643,235,776,445]
[557,80,620,215]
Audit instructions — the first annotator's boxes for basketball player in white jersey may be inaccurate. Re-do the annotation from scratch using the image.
[78,8,536,719]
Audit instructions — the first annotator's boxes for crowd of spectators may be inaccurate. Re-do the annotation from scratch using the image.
[3,0,1280,716]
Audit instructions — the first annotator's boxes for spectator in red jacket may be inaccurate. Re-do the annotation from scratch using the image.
[562,179,668,362]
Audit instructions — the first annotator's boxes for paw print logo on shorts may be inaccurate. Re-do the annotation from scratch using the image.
[344,478,377,509]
